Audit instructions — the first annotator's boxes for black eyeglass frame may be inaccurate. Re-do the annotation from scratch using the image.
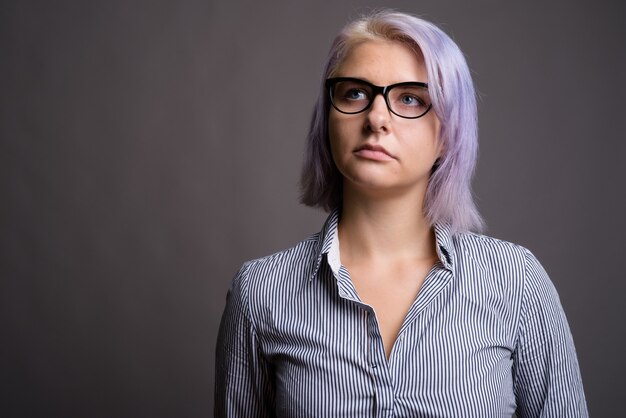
[325,77,433,119]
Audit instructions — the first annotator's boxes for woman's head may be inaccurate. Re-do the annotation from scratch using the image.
[300,10,484,233]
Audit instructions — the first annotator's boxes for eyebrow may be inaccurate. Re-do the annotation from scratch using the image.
[330,76,430,87]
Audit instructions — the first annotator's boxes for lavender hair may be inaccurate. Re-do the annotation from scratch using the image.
[299,10,484,233]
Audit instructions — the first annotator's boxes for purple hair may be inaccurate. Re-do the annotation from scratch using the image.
[300,10,484,233]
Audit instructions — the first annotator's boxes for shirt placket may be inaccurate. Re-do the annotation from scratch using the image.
[365,305,395,418]
[336,264,395,417]
[386,266,453,412]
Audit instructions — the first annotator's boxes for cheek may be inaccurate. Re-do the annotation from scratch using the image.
[432,116,443,155]
[327,117,340,161]
[409,117,443,159]
[328,114,351,160]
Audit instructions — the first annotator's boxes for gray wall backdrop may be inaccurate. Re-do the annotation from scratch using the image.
[1,0,624,416]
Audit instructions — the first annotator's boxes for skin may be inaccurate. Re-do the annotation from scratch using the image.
[329,39,443,359]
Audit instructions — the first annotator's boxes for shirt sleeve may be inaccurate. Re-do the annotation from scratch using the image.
[513,250,588,417]
[214,263,274,417]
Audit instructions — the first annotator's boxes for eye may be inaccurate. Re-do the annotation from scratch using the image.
[399,94,425,107]
[333,80,371,103]
[389,85,430,113]
[344,88,369,101]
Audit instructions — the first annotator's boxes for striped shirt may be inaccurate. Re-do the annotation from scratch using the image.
[215,211,587,417]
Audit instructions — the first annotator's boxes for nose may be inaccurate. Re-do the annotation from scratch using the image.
[365,93,391,132]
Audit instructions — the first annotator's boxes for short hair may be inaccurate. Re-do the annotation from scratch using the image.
[299,10,484,233]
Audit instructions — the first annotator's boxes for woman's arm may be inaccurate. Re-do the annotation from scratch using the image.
[214,264,274,417]
[513,251,588,417]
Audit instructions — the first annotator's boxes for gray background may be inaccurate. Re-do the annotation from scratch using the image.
[1,0,624,416]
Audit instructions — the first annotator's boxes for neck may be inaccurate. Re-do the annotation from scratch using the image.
[338,186,437,263]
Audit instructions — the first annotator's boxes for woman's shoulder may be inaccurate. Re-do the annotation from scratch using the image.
[449,230,560,312]
[244,232,320,269]
[454,230,537,264]
[224,233,323,324]
[450,230,549,285]
[231,232,322,291]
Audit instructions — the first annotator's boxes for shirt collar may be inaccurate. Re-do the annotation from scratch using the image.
[433,223,455,271]
[310,210,340,281]
[310,209,456,281]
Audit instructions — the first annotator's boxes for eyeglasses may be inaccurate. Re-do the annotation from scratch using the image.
[325,77,432,119]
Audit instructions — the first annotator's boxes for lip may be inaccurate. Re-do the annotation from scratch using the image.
[353,144,396,161]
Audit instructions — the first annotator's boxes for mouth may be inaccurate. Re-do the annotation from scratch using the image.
[353,144,396,161]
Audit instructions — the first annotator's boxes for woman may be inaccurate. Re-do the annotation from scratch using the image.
[215,10,587,417]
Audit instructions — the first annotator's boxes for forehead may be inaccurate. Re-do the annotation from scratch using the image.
[334,39,427,84]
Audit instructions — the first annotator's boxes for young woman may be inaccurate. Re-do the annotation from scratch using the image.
[215,10,587,417]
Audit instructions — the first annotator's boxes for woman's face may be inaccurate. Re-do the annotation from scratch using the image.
[328,39,441,201]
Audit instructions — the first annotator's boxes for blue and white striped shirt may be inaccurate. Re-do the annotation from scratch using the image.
[215,211,587,417]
